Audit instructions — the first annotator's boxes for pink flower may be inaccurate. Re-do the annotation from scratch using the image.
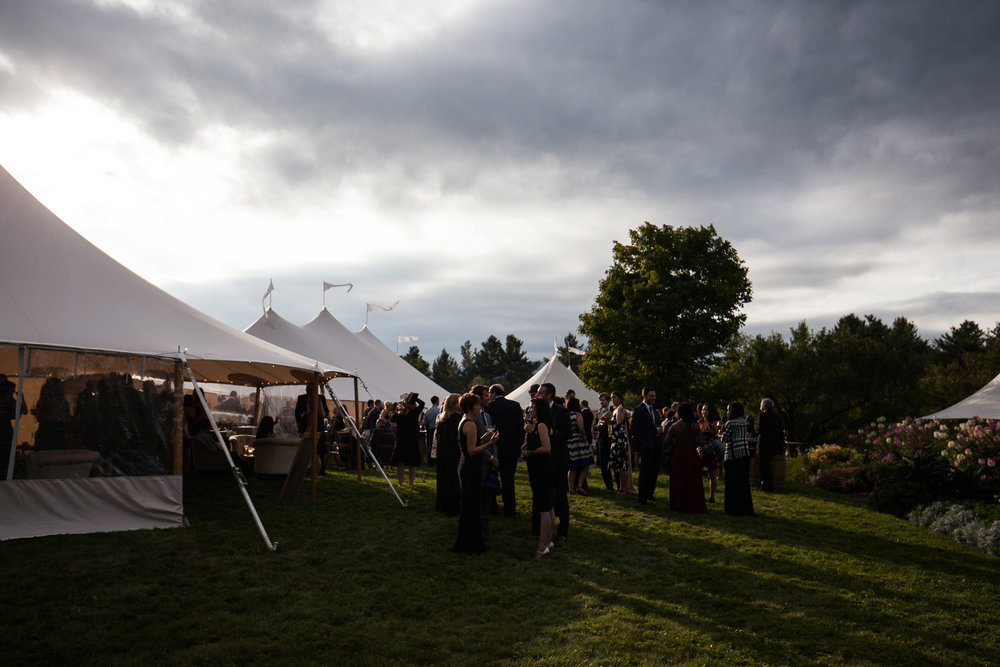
[989,458,997,468]
[882,453,896,462]
[979,458,987,465]
[965,448,973,456]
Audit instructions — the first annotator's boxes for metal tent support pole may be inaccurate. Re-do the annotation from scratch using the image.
[354,377,362,481]
[172,362,184,475]
[309,374,319,503]
[180,350,278,551]
[323,380,407,507]
[5,346,26,480]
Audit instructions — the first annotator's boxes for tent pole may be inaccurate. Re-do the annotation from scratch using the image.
[323,380,407,507]
[179,350,278,551]
[252,386,262,425]
[172,361,184,475]
[5,346,26,480]
[354,377,362,481]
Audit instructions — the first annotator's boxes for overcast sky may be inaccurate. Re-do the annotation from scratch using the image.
[2,0,999,364]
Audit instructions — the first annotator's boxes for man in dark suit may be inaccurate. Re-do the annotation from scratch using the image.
[632,387,660,505]
[757,397,784,492]
[538,382,572,540]
[485,384,524,517]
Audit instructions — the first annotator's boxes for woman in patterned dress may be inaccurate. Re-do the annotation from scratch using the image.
[607,391,637,495]
[565,397,594,494]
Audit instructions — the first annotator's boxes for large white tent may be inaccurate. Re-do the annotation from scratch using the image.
[508,356,601,407]
[923,372,1000,419]
[0,165,351,541]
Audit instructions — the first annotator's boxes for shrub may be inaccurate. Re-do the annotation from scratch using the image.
[810,464,887,494]
[908,502,1000,556]
[867,452,955,517]
[799,444,863,482]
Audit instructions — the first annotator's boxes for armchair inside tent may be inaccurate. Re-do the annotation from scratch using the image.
[371,429,395,466]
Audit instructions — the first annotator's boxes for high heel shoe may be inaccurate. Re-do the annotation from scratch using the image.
[535,546,550,560]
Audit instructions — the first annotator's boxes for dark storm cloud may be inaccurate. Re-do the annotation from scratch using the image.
[3,0,998,208]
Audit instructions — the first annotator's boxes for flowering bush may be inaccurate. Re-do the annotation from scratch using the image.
[941,418,1000,474]
[850,417,1000,476]
[800,444,863,482]
[849,416,944,463]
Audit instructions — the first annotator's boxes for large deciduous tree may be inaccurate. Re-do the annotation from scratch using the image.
[579,222,751,397]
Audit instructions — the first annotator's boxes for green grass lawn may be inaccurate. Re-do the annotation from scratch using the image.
[2,461,998,666]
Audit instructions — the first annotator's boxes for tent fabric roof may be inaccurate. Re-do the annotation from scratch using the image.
[246,308,448,402]
[352,324,449,400]
[923,372,1000,419]
[0,165,350,385]
[507,356,601,408]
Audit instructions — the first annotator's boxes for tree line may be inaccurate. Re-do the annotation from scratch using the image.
[402,222,998,446]
[401,333,587,395]
[702,316,1000,444]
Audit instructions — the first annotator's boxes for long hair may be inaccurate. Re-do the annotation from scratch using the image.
[439,393,462,421]
[676,402,698,424]
[531,398,552,427]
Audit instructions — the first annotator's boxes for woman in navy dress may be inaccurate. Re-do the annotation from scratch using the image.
[434,393,462,516]
[522,398,556,559]
[453,392,499,554]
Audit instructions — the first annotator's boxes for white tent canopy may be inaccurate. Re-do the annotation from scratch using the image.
[296,309,447,401]
[0,165,351,386]
[0,164,351,541]
[923,372,1000,419]
[508,356,601,408]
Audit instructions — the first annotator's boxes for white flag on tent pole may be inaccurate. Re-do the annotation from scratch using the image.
[397,335,420,344]
[261,279,275,313]
[323,282,353,306]
[568,347,586,356]
[367,301,399,313]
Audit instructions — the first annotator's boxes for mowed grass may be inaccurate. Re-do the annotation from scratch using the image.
[2,459,998,666]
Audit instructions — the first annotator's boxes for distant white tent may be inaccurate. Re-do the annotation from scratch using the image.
[923,372,1000,419]
[298,310,447,401]
[352,325,448,400]
[0,164,350,542]
[244,307,369,410]
[508,356,601,408]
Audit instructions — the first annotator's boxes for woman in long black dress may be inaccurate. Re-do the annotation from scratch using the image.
[721,401,755,516]
[453,392,499,554]
[390,393,424,488]
[522,398,555,559]
[434,393,462,516]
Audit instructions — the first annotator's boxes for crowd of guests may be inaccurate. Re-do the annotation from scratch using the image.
[381,381,787,560]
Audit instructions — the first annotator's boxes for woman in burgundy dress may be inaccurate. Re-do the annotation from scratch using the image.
[664,402,707,513]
